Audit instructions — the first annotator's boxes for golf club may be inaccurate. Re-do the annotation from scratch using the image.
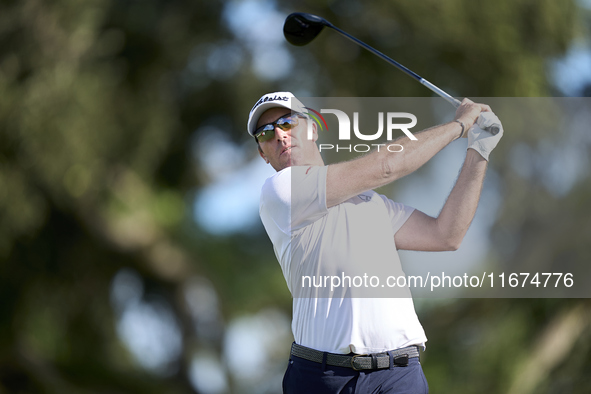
[283,12,500,135]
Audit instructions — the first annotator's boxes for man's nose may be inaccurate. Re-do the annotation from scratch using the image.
[275,126,290,139]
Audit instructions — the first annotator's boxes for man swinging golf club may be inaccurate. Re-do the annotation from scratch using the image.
[248,91,503,393]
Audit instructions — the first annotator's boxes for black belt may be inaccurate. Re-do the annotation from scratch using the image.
[290,342,420,371]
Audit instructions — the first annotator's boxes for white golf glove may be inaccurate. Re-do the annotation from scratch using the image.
[467,112,504,161]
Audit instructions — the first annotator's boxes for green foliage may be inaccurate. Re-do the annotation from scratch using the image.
[0,0,589,392]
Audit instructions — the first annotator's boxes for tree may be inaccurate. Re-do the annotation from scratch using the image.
[0,0,588,392]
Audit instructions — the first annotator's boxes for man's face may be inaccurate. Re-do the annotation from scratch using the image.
[256,107,318,171]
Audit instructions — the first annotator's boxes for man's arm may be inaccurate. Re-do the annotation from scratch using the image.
[394,149,487,251]
[325,99,489,208]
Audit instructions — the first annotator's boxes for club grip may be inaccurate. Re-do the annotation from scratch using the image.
[488,125,500,135]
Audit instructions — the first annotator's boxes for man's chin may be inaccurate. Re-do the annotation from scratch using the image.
[273,152,307,171]
[272,160,291,172]
[277,153,293,170]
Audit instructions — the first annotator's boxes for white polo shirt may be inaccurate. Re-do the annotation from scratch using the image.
[259,165,427,354]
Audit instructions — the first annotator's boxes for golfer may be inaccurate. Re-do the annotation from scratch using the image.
[248,92,503,393]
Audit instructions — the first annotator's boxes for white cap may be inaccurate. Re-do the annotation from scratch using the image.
[247,92,308,137]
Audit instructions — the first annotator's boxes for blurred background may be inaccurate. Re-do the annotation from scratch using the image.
[1,0,591,393]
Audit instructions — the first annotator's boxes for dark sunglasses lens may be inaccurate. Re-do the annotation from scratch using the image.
[256,114,303,141]
[256,127,275,142]
[277,116,298,130]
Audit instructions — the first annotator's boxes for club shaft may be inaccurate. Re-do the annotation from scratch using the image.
[328,24,460,108]
[322,18,500,135]
[420,80,461,108]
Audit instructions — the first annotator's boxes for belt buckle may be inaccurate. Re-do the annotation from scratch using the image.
[350,354,368,371]
[394,354,409,367]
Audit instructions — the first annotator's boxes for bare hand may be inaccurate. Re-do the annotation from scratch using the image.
[454,98,491,129]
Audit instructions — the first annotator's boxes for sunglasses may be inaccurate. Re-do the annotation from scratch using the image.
[254,112,307,142]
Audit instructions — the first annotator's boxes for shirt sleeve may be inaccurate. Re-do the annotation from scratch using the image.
[260,166,329,234]
[379,195,416,234]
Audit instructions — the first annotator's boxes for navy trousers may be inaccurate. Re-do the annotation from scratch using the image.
[283,354,429,394]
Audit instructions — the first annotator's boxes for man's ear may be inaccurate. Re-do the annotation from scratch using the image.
[258,144,269,164]
[310,120,318,142]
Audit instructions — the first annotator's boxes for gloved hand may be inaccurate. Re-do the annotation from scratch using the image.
[467,112,504,161]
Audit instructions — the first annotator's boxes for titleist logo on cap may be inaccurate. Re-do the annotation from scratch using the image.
[251,95,289,112]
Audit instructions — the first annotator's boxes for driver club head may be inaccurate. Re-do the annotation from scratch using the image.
[282,11,474,112]
[283,12,332,46]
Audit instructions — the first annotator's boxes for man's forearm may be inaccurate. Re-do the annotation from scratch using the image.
[435,149,488,249]
[326,120,462,207]
[382,121,462,182]
[325,98,489,208]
